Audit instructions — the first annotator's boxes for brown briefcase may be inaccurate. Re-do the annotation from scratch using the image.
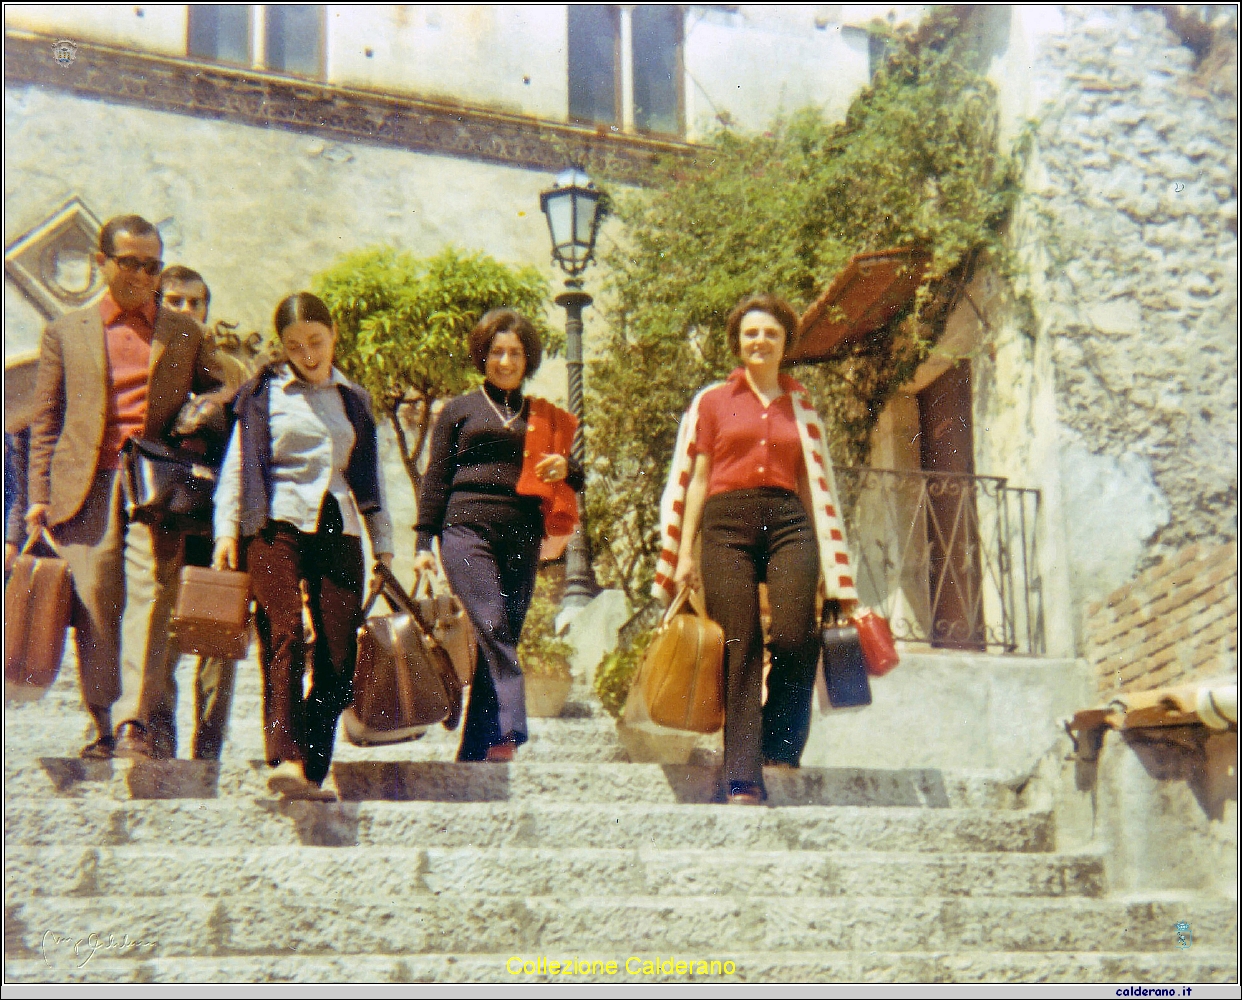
[640,585,725,734]
[349,562,463,743]
[171,565,252,660]
[4,529,73,701]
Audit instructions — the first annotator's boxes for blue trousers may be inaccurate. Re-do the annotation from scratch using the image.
[441,516,541,761]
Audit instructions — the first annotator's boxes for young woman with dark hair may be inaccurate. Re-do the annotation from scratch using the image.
[213,292,393,799]
[413,308,580,763]
[657,294,859,805]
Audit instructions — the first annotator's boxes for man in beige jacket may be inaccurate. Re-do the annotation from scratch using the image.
[26,214,229,758]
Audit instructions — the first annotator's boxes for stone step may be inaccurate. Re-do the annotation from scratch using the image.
[4,758,1024,810]
[4,799,1055,852]
[3,844,1107,900]
[6,893,1235,957]
[2,714,632,764]
[5,950,1237,985]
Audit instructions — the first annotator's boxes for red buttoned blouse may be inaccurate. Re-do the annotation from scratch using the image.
[691,369,805,498]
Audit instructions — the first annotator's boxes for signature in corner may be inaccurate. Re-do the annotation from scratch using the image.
[41,930,154,969]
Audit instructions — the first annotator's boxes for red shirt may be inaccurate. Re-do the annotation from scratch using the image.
[99,291,157,470]
[692,369,804,498]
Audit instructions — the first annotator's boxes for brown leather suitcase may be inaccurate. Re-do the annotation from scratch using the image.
[171,565,251,660]
[349,563,462,742]
[640,586,725,733]
[4,530,73,701]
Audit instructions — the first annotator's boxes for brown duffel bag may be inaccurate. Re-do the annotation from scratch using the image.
[4,529,73,701]
[413,569,476,687]
[640,585,725,734]
[171,565,252,660]
[349,562,462,743]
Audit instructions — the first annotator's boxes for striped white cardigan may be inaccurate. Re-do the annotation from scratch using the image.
[651,376,859,605]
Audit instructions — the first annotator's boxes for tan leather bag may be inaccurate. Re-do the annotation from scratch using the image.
[4,529,73,700]
[414,569,477,687]
[640,586,725,733]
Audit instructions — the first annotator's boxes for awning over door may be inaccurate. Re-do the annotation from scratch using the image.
[787,247,928,364]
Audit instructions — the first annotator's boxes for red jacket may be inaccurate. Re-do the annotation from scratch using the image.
[515,397,578,537]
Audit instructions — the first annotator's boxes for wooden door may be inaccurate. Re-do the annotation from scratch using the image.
[918,362,985,650]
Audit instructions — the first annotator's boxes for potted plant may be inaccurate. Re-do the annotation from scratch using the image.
[518,576,575,717]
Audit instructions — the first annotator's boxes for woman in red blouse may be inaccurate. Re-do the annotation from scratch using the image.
[673,294,851,805]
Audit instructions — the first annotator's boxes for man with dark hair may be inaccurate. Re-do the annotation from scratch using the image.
[27,216,229,759]
[131,264,238,760]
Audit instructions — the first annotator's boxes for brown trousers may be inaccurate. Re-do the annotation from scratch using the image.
[244,504,363,785]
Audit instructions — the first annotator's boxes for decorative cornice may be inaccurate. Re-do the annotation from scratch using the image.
[4,30,702,185]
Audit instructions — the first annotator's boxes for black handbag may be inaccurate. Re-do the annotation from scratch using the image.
[121,436,217,531]
[820,600,873,709]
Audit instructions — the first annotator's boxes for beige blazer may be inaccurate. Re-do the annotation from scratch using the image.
[28,304,228,526]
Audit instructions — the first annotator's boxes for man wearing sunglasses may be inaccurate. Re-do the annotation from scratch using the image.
[26,214,230,760]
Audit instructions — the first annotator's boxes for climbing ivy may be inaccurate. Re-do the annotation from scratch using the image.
[585,6,1021,601]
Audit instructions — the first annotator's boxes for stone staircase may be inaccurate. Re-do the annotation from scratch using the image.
[4,648,1237,983]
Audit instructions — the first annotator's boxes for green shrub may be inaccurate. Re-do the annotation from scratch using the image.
[518,575,574,680]
[594,631,652,720]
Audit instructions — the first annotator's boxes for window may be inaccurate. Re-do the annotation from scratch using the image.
[186,4,323,78]
[631,5,682,135]
[568,5,683,136]
[265,5,324,77]
[188,5,250,65]
[568,6,620,128]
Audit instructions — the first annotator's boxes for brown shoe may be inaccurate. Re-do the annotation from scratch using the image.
[485,741,515,763]
[80,735,115,760]
[113,721,153,760]
[725,781,763,806]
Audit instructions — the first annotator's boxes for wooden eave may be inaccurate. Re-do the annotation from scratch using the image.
[787,247,929,365]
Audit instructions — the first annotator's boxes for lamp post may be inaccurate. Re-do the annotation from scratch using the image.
[540,168,603,610]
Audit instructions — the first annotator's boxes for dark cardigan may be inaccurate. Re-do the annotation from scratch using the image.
[230,363,382,539]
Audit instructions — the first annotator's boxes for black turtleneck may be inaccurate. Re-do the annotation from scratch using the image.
[415,382,584,552]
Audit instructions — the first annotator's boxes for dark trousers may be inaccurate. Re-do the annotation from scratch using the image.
[243,496,364,784]
[440,515,541,762]
[701,489,821,789]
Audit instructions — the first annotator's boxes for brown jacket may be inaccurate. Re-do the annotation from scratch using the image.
[28,304,229,526]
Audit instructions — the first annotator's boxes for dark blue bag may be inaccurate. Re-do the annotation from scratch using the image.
[820,601,872,709]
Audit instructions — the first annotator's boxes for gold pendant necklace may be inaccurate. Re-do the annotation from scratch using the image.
[481,386,523,430]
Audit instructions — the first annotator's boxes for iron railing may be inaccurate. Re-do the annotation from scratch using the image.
[834,467,1045,655]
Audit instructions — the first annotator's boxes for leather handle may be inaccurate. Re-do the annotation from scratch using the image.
[20,527,60,558]
[665,584,710,624]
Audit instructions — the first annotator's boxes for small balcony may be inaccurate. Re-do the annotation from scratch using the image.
[836,467,1045,656]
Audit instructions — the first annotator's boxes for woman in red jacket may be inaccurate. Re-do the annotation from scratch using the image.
[413,309,580,762]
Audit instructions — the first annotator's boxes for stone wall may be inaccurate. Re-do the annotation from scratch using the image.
[1017,5,1238,612]
[1084,541,1238,695]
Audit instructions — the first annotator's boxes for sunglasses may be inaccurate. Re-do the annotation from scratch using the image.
[108,255,163,276]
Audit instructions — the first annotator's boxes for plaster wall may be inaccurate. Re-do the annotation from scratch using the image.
[800,651,1094,774]
[5,4,188,55]
[682,5,871,139]
[6,4,917,139]
[3,85,599,577]
[1007,5,1238,623]
[326,5,568,120]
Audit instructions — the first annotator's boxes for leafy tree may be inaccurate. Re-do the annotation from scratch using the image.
[585,7,1019,601]
[313,246,556,493]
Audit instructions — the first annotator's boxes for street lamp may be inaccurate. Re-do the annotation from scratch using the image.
[540,168,603,610]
